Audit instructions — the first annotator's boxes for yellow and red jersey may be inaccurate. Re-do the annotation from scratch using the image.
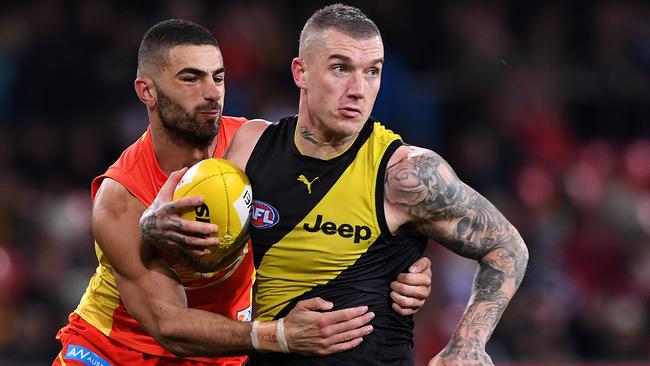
[57,116,254,365]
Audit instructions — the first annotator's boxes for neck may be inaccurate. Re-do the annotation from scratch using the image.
[295,102,360,160]
[149,117,217,175]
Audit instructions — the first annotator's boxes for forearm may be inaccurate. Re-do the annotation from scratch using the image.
[385,146,529,365]
[152,306,250,357]
[443,234,528,353]
[115,266,283,357]
[150,306,283,357]
[148,297,375,358]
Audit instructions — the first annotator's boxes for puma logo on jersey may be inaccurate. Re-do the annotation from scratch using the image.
[303,214,372,243]
[297,174,318,194]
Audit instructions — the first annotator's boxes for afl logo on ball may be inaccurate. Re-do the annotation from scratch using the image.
[251,200,280,229]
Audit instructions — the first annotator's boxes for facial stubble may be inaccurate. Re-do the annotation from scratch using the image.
[156,86,221,148]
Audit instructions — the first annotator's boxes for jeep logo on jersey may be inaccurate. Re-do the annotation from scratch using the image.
[303,214,372,243]
[251,200,280,229]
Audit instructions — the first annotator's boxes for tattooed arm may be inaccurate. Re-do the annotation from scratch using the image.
[384,146,528,366]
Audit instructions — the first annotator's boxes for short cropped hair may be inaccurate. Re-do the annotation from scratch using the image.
[137,19,219,76]
[299,4,380,55]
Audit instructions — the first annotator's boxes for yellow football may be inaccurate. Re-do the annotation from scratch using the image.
[172,158,253,266]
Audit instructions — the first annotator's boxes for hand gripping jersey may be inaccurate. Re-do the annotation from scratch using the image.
[246,116,427,365]
[56,116,254,365]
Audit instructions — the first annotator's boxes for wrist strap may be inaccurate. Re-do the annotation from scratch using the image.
[276,318,289,353]
[251,320,260,351]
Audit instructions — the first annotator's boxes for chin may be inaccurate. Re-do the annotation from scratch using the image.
[198,115,219,125]
[337,117,366,133]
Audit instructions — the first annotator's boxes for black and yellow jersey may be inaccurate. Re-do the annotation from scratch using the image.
[246,116,427,365]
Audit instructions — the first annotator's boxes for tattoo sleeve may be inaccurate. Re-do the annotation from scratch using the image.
[385,149,528,356]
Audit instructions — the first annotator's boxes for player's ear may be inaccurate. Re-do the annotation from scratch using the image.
[291,57,307,89]
[135,77,157,108]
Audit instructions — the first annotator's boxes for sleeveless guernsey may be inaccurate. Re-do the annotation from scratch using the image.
[246,116,427,365]
[56,116,253,365]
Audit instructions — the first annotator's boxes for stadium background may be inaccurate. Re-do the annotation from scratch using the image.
[0,0,649,365]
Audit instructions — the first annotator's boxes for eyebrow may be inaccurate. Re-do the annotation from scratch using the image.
[175,66,226,77]
[328,54,384,65]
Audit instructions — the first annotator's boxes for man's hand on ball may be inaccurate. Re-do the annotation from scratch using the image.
[139,168,219,256]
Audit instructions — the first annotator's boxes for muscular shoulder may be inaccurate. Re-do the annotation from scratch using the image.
[94,178,146,222]
[385,146,459,206]
[92,177,157,276]
[384,145,462,227]
[224,119,272,171]
[237,118,271,136]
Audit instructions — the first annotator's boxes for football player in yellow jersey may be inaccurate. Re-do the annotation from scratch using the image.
[141,4,527,366]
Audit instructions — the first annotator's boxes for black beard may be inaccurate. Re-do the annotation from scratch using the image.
[156,87,221,148]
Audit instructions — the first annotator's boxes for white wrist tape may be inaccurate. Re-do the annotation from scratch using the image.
[277,318,290,353]
[251,320,260,351]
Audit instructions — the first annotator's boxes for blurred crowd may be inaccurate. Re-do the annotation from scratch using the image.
[0,0,648,365]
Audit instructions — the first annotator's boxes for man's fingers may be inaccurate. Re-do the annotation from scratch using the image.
[296,297,334,312]
[322,337,364,355]
[318,322,373,355]
[391,295,422,316]
[158,168,188,201]
[328,324,373,345]
[153,203,218,237]
[390,291,426,316]
[170,215,218,237]
[180,234,220,247]
[409,256,431,273]
[394,271,432,287]
[390,280,429,300]
[187,246,212,257]
[319,305,369,324]
[146,214,218,248]
[157,237,211,257]
[160,196,206,215]
[322,309,374,335]
[391,302,417,316]
[323,311,374,338]
[158,231,219,248]
[284,300,378,356]
[390,288,427,308]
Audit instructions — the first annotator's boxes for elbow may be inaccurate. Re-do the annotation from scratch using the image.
[163,343,191,358]
[157,333,191,358]
[513,230,529,267]
[156,321,192,357]
[520,238,529,268]
[482,230,529,287]
[512,232,529,287]
[146,317,192,358]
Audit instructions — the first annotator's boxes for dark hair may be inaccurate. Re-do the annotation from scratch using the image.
[137,19,219,75]
[299,3,380,49]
